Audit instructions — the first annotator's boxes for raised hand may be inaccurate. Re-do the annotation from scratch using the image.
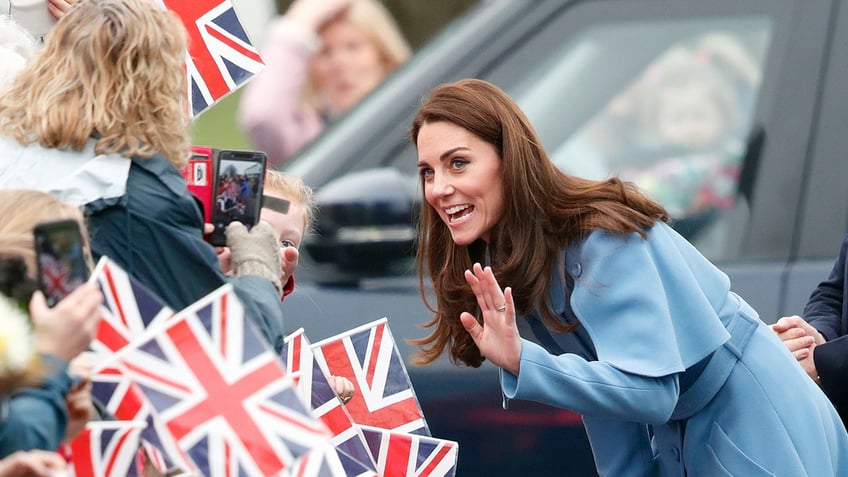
[459,263,522,375]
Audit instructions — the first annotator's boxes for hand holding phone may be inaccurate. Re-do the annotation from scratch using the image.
[208,149,268,247]
[33,219,91,307]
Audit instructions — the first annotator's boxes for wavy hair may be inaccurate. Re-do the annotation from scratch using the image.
[0,0,191,169]
[409,79,669,367]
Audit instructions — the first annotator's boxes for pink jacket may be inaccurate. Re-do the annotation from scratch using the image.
[238,18,324,168]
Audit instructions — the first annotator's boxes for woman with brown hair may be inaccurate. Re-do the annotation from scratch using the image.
[410,78,848,476]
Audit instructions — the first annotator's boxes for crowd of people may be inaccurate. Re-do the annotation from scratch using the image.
[0,0,348,473]
[1,0,848,476]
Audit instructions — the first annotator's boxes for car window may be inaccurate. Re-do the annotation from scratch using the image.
[374,9,774,261]
[497,17,772,260]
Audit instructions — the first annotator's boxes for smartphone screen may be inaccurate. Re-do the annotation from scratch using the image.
[33,219,91,307]
[208,149,267,247]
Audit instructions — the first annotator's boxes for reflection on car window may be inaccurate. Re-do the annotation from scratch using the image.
[506,17,771,259]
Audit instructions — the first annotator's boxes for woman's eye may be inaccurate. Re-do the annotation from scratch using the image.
[280,240,295,248]
[450,159,467,170]
[419,168,434,180]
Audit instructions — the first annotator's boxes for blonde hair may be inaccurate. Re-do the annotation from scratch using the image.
[264,169,315,233]
[0,190,87,278]
[305,0,411,109]
[0,0,192,169]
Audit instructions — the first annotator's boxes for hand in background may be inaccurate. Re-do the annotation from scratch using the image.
[64,354,95,442]
[771,315,825,383]
[286,0,353,32]
[0,450,66,477]
[205,223,233,275]
[47,0,75,20]
[30,283,102,363]
[328,375,355,404]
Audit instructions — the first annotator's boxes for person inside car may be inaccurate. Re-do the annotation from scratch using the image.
[238,0,411,167]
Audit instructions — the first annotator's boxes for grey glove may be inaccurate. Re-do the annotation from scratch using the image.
[225,221,282,294]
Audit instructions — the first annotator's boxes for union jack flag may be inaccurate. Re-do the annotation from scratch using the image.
[311,318,429,436]
[90,364,195,474]
[289,442,378,477]
[68,420,146,477]
[158,0,264,117]
[282,329,377,472]
[89,257,173,355]
[108,284,331,476]
[359,425,458,477]
[37,253,73,306]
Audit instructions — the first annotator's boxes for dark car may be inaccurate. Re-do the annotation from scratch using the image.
[278,0,848,475]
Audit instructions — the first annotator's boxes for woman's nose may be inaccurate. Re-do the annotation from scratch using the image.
[431,173,454,197]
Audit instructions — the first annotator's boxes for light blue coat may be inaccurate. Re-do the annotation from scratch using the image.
[501,222,848,476]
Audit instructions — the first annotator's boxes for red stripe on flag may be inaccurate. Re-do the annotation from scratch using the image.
[103,428,134,477]
[204,24,263,63]
[95,319,130,353]
[104,265,129,328]
[418,444,453,477]
[365,325,384,387]
[382,433,411,477]
[122,360,193,395]
[291,336,302,374]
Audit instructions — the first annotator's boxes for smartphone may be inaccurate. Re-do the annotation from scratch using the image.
[33,219,91,307]
[184,146,217,223]
[208,149,268,247]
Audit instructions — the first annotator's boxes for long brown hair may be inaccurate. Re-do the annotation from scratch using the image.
[0,0,191,169]
[409,79,668,367]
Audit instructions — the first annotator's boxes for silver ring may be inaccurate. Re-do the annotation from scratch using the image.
[341,395,352,404]
[495,304,507,312]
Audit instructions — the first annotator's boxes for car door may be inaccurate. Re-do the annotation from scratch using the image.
[783,0,848,318]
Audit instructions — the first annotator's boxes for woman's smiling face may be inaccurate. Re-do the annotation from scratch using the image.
[416,121,504,245]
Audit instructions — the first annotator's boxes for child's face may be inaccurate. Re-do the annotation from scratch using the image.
[655,82,726,149]
[260,193,306,250]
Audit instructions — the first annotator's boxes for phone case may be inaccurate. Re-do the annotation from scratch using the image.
[184,146,217,223]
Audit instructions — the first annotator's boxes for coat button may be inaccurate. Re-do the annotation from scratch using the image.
[570,262,582,277]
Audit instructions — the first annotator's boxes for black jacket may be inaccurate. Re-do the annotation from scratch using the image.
[804,233,848,425]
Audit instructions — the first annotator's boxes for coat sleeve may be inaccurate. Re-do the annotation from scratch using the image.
[0,355,71,455]
[501,339,679,424]
[237,17,325,167]
[804,233,848,341]
[500,224,733,423]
